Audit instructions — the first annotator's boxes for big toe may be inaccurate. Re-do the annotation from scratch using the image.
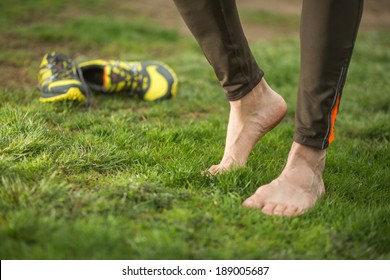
[242,197,260,208]
[207,164,226,175]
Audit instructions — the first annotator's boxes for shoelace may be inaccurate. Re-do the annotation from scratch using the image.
[111,62,142,96]
[74,60,93,110]
[129,64,142,96]
[52,55,76,80]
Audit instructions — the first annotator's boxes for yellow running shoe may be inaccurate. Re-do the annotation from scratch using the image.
[79,59,178,101]
[38,52,86,103]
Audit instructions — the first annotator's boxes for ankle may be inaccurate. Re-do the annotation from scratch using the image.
[229,79,265,108]
[291,142,326,159]
[284,142,326,178]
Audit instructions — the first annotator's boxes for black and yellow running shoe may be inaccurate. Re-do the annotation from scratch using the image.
[79,59,178,101]
[38,52,86,103]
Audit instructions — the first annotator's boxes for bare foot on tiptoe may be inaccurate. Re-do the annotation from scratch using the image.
[207,78,287,175]
[242,142,326,217]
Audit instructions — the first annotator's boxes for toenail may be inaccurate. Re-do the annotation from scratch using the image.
[242,199,255,207]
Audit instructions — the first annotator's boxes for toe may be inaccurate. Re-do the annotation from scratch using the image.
[272,204,287,216]
[207,165,220,175]
[261,203,277,215]
[293,207,306,216]
[208,164,230,175]
[283,205,299,217]
[242,196,262,209]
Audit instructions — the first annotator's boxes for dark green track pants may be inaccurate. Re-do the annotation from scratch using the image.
[173,0,364,149]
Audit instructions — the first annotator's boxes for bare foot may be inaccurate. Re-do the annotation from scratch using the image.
[208,78,287,174]
[242,142,326,216]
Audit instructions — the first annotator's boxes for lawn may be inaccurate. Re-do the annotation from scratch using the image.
[0,0,389,259]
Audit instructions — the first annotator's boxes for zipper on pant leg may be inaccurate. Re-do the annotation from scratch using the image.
[322,65,346,149]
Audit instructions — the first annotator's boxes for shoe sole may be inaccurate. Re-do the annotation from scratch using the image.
[39,87,86,103]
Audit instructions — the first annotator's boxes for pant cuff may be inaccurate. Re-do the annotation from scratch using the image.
[225,73,263,101]
[294,133,328,150]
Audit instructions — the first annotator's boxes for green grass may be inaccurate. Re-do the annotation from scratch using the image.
[240,9,299,27]
[0,1,389,260]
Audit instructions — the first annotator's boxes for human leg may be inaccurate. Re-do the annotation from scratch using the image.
[243,0,364,216]
[296,0,364,149]
[173,0,287,173]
